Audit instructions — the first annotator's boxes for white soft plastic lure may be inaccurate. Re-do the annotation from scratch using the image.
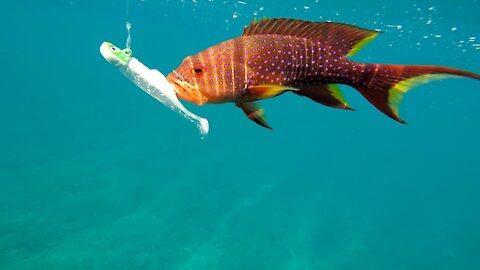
[99,41,209,137]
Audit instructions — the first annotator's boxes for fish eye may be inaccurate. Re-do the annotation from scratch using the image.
[192,67,204,77]
[110,47,117,52]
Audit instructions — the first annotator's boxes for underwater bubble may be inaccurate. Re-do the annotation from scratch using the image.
[386,24,403,30]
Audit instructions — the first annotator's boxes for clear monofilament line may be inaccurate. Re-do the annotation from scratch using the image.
[126,21,132,49]
[125,0,131,49]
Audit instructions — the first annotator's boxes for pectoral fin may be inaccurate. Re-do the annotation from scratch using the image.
[247,84,298,100]
[236,102,273,130]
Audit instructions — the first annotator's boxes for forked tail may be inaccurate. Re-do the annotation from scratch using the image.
[353,64,480,123]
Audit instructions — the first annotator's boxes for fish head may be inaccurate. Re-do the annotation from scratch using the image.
[167,55,211,105]
[100,42,132,68]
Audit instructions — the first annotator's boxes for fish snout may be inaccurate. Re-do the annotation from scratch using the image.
[166,73,189,93]
[167,72,193,91]
[166,72,201,103]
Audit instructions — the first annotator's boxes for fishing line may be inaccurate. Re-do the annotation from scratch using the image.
[125,0,132,49]
[126,21,132,49]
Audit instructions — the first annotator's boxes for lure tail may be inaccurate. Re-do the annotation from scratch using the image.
[354,64,480,123]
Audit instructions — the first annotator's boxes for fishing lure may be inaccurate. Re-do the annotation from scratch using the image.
[100,42,209,136]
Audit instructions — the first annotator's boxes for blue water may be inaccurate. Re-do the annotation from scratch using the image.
[1,1,479,269]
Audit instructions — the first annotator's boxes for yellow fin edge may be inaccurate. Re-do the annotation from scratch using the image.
[387,74,456,117]
[347,32,380,57]
[329,84,351,109]
[249,84,299,99]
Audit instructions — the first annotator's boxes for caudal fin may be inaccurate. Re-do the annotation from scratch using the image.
[354,64,480,123]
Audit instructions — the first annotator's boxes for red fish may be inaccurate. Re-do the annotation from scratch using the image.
[166,18,480,129]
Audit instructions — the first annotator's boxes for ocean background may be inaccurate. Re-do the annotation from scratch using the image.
[1,0,479,269]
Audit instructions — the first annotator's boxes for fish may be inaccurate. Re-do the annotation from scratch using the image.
[166,18,480,129]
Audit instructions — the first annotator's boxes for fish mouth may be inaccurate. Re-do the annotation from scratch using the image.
[167,72,197,94]
[166,73,199,104]
[168,79,183,93]
[166,72,209,105]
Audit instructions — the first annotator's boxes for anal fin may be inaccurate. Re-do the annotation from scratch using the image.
[295,84,354,110]
[236,102,273,130]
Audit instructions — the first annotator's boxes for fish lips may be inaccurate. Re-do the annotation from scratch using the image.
[166,73,194,93]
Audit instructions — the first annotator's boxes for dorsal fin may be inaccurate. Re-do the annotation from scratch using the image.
[242,18,381,57]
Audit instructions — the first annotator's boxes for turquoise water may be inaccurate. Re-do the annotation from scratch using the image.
[1,0,479,269]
